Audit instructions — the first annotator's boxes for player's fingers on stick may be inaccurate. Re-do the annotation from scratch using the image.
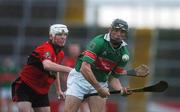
[121,87,132,96]
[123,88,128,94]
[97,87,110,98]
[57,92,66,100]
[62,92,66,99]
[57,95,61,100]
[124,87,128,93]
[124,87,132,95]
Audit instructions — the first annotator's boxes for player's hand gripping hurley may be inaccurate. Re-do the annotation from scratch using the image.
[84,81,168,98]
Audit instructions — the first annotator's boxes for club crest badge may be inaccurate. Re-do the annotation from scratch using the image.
[44,52,51,59]
[89,42,96,50]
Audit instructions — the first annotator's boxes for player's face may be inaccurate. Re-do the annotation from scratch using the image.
[53,33,68,47]
[110,28,126,42]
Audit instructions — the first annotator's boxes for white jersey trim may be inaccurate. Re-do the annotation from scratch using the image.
[104,33,128,47]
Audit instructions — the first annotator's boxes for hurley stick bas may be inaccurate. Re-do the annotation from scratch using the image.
[84,81,168,99]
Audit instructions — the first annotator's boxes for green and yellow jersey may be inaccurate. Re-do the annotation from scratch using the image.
[75,33,129,82]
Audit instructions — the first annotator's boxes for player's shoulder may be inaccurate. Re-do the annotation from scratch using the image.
[42,41,51,46]
[91,34,106,44]
[86,34,105,52]
[93,34,104,40]
[35,41,52,51]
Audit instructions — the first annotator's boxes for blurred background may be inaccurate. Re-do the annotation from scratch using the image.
[0,0,180,112]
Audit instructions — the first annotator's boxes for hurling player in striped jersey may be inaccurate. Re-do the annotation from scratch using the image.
[12,24,72,112]
[64,19,149,112]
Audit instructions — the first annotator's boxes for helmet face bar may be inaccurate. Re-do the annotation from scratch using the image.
[49,24,69,37]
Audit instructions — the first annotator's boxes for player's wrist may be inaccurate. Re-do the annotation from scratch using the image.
[127,69,136,76]
[56,87,62,91]
[94,83,102,91]
[120,87,132,96]
[56,90,63,94]
[66,66,72,72]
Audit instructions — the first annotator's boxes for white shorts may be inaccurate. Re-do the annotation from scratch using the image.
[66,69,108,100]
[0,87,11,99]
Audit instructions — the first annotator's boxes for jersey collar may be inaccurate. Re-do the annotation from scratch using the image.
[104,33,128,47]
[48,40,63,54]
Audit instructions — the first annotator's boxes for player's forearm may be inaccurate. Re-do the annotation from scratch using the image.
[109,76,123,90]
[55,72,62,92]
[80,62,101,90]
[43,60,72,73]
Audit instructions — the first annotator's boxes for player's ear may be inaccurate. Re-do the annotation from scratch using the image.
[108,27,112,32]
[49,35,53,40]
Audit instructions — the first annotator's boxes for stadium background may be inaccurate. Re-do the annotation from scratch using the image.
[0,0,180,112]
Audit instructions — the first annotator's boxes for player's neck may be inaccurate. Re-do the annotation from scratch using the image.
[110,42,121,49]
[49,40,63,54]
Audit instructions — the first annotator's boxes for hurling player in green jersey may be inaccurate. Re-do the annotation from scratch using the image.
[64,19,149,112]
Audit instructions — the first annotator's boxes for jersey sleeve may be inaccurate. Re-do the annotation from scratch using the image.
[57,51,64,64]
[34,45,54,62]
[111,46,129,78]
[82,36,104,64]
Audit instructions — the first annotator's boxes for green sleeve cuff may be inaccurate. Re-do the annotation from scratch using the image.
[82,56,95,64]
[111,73,121,78]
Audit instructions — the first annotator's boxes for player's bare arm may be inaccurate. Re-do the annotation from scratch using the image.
[55,72,65,99]
[109,76,123,90]
[109,76,131,96]
[42,59,72,73]
[80,61,110,98]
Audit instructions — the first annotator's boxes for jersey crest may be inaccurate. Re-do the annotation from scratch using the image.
[44,52,51,59]
[89,42,96,50]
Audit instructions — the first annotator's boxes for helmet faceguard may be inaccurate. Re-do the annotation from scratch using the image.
[111,19,128,32]
[49,24,69,37]
[49,24,68,50]
[110,19,128,46]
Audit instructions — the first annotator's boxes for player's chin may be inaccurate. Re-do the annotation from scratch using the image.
[59,45,65,48]
[58,43,65,47]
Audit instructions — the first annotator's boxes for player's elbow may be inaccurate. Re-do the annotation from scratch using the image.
[42,60,52,70]
[80,64,85,73]
[80,62,90,74]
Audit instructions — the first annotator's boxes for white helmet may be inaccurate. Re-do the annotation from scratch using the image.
[49,24,68,37]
